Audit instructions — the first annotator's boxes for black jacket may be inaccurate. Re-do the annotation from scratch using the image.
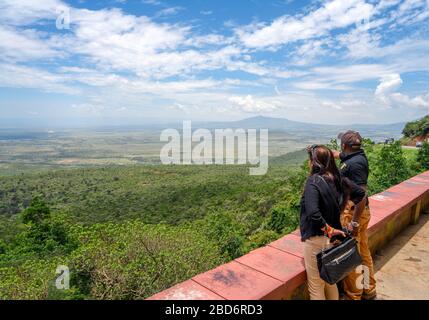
[339,150,369,186]
[299,174,366,242]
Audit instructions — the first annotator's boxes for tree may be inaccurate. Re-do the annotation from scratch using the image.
[369,141,410,194]
[402,115,429,137]
[17,197,73,254]
[267,204,299,234]
[198,211,245,260]
[21,197,51,224]
[417,142,429,170]
[326,138,339,151]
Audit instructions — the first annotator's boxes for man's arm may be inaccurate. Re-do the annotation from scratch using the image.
[332,150,340,159]
[352,195,366,223]
[346,179,367,236]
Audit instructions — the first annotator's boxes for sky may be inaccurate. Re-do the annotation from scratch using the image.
[0,0,428,126]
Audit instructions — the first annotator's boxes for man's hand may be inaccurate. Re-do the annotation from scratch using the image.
[332,150,340,159]
[347,222,359,237]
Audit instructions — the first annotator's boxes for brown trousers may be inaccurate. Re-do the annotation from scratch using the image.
[340,201,377,300]
[304,236,339,300]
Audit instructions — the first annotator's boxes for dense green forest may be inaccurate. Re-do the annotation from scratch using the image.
[0,142,427,299]
[402,114,429,138]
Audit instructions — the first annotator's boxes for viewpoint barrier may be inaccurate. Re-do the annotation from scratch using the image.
[148,170,429,300]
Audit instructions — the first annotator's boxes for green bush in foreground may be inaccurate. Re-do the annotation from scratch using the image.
[0,220,226,300]
[417,142,429,170]
[0,258,63,299]
[368,141,411,194]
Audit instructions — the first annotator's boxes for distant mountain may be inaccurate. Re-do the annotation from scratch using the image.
[0,115,406,143]
[195,116,405,142]
[223,116,331,130]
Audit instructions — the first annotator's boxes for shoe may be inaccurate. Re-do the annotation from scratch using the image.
[362,293,377,300]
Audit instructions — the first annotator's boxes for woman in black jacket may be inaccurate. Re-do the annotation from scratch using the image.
[300,145,366,300]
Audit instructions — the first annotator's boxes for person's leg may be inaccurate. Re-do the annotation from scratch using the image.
[304,236,339,300]
[341,201,363,300]
[359,206,377,299]
[304,236,326,300]
[341,203,377,300]
[325,282,339,300]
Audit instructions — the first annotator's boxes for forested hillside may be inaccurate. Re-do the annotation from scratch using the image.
[402,114,429,138]
[0,142,426,299]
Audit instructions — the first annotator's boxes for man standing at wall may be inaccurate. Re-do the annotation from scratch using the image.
[332,130,377,300]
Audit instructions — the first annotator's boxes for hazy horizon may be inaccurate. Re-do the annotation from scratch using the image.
[0,114,409,130]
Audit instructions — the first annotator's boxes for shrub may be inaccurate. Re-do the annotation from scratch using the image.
[266,204,299,234]
[402,115,429,137]
[68,221,225,299]
[417,142,429,170]
[13,198,75,255]
[368,141,410,194]
[197,211,245,260]
[244,230,279,252]
[0,258,65,299]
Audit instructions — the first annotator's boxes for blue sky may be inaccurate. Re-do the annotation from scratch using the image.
[0,0,428,126]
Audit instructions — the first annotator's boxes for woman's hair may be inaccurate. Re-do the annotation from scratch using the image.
[307,145,350,210]
[307,145,340,182]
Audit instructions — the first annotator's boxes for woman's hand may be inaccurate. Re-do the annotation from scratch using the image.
[322,224,346,238]
[331,228,346,238]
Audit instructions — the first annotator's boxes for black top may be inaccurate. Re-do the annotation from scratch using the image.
[339,149,369,186]
[299,174,366,242]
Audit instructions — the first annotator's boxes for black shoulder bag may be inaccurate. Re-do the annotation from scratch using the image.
[316,176,362,285]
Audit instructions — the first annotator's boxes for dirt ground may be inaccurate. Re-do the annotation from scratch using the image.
[374,211,429,300]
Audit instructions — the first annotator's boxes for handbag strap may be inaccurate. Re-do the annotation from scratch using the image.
[318,175,342,212]
[316,175,343,249]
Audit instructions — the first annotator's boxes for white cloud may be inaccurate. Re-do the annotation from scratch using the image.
[291,64,393,90]
[321,101,343,110]
[310,64,393,84]
[293,81,352,90]
[375,73,403,97]
[290,39,330,65]
[56,8,265,79]
[337,23,382,59]
[375,73,429,109]
[142,0,162,5]
[185,34,232,47]
[0,0,428,124]
[237,0,375,49]
[0,26,59,61]
[155,6,183,17]
[0,3,264,80]
[71,103,105,115]
[0,0,67,25]
[389,92,429,108]
[375,0,402,11]
[229,95,277,112]
[0,63,78,94]
[321,99,367,110]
